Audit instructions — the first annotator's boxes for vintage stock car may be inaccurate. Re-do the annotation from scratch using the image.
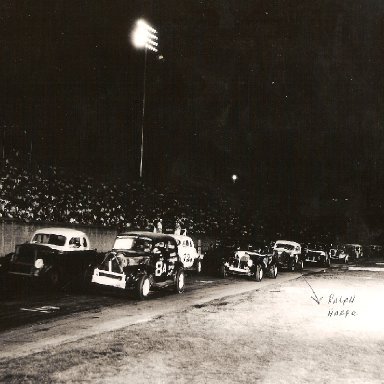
[329,246,350,263]
[169,233,203,273]
[91,231,185,299]
[1,227,99,289]
[273,240,304,271]
[204,240,277,281]
[303,247,331,267]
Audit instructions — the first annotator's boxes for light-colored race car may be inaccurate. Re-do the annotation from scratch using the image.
[273,240,303,271]
[169,234,202,273]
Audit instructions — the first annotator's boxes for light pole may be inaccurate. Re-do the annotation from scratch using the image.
[131,19,158,179]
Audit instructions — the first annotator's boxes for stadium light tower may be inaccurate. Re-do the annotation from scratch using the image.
[131,19,158,179]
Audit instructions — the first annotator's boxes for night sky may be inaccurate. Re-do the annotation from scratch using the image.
[1,1,384,212]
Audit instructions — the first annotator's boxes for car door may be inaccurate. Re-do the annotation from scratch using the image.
[166,239,178,276]
[152,241,167,282]
[181,239,194,268]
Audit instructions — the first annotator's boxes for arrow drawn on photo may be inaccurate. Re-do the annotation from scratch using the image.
[302,276,323,305]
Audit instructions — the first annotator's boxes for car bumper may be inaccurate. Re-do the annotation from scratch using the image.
[8,263,44,278]
[92,268,127,289]
[304,257,322,263]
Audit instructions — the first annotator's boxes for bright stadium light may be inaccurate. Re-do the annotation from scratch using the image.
[131,19,158,52]
[131,19,159,179]
[232,174,238,183]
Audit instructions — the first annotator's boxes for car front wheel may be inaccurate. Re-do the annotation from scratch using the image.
[269,264,277,279]
[296,259,304,271]
[255,265,263,282]
[174,269,185,293]
[136,275,151,300]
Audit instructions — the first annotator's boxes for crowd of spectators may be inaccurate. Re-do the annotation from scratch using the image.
[0,157,249,237]
[0,157,350,242]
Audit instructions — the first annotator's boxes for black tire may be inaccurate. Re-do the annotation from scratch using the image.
[174,269,185,293]
[269,264,278,279]
[195,259,202,274]
[47,268,62,289]
[0,273,6,293]
[255,265,263,282]
[82,265,94,291]
[289,259,296,272]
[135,274,150,300]
[219,264,227,278]
[324,257,331,268]
[296,259,304,271]
[344,255,349,264]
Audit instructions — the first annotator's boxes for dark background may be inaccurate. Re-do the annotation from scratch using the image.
[1,1,384,216]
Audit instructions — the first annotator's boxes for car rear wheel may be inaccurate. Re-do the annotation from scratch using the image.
[82,265,94,290]
[174,269,185,293]
[255,265,263,282]
[136,275,150,300]
[48,268,62,289]
[219,264,227,278]
[269,265,277,279]
[195,260,202,274]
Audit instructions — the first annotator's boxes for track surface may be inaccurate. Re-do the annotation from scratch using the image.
[0,266,329,360]
[0,267,326,331]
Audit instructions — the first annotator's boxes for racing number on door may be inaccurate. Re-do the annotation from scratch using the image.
[155,260,167,276]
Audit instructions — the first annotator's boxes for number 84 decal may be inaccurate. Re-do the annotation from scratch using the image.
[155,260,174,276]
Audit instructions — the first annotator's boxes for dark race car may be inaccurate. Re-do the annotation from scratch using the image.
[204,240,277,282]
[273,240,304,271]
[303,248,331,267]
[91,231,185,299]
[2,227,99,290]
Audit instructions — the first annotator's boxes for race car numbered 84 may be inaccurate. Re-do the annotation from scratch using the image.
[91,232,185,299]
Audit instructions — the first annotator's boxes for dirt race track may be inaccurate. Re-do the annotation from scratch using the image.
[0,265,383,383]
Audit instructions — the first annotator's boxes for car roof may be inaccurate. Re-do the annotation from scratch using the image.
[32,227,88,237]
[117,231,177,242]
[274,240,301,247]
[169,234,193,242]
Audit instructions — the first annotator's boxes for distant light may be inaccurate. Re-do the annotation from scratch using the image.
[232,174,238,182]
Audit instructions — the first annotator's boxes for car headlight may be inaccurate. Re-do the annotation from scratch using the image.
[34,258,44,269]
[247,259,253,267]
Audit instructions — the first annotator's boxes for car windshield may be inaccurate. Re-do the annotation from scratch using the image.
[32,233,66,246]
[113,236,153,252]
[275,243,295,250]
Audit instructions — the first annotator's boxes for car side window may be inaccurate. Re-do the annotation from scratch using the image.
[153,241,165,255]
[69,237,81,248]
[83,237,88,248]
[167,240,177,257]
